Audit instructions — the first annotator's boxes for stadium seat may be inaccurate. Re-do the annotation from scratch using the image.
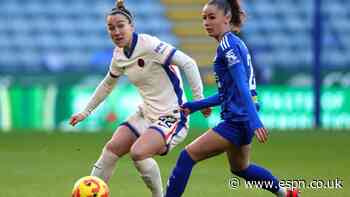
[0,0,348,71]
[0,0,176,72]
[241,0,349,69]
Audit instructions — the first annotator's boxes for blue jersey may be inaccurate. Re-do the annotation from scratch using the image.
[183,32,263,130]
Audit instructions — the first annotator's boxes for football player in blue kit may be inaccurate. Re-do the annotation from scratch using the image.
[164,0,299,197]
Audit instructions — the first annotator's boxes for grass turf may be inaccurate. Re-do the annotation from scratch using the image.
[0,129,349,197]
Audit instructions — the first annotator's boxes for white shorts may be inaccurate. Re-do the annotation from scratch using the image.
[120,108,188,155]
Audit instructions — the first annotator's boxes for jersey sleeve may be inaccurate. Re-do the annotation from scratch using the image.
[147,35,177,65]
[80,71,118,117]
[183,94,221,113]
[223,44,263,130]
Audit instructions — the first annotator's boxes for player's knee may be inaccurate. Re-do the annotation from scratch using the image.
[130,146,147,161]
[230,163,250,175]
[105,140,126,157]
[184,145,202,162]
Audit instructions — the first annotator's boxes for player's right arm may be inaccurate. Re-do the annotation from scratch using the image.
[70,59,121,126]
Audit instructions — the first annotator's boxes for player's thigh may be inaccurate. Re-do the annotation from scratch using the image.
[153,114,189,156]
[130,128,166,160]
[166,125,188,154]
[106,125,137,157]
[185,129,232,162]
[130,113,187,160]
[226,144,251,172]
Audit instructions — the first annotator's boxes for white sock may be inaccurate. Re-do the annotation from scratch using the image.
[134,158,163,197]
[91,148,119,183]
[276,186,287,197]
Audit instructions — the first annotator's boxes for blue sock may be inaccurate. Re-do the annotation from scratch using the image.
[233,164,280,193]
[164,150,196,197]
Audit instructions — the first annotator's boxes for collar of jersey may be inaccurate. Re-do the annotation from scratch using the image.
[222,31,233,39]
[123,32,138,58]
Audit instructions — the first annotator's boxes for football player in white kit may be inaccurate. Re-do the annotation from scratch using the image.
[69,1,210,197]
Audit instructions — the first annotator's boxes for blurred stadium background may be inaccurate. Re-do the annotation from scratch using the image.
[0,0,349,196]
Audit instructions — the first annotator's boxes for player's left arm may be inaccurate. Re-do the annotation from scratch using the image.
[170,50,204,100]
[151,37,211,117]
[228,60,268,142]
[171,50,214,117]
[150,35,204,100]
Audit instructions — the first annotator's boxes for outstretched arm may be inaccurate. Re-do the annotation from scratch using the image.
[70,71,119,126]
[182,94,221,114]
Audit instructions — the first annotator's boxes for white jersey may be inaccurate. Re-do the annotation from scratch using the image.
[109,33,203,120]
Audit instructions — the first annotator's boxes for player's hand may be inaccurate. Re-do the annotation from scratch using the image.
[69,113,86,126]
[180,107,191,116]
[200,107,212,118]
[180,102,195,116]
[255,127,268,143]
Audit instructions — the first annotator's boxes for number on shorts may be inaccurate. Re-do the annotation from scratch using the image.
[157,115,177,128]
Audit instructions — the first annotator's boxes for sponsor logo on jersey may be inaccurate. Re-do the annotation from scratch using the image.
[225,49,240,65]
[155,42,167,54]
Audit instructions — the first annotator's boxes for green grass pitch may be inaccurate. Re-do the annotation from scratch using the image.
[0,129,349,197]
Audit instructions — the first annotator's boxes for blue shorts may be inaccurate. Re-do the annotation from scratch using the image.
[212,120,255,147]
